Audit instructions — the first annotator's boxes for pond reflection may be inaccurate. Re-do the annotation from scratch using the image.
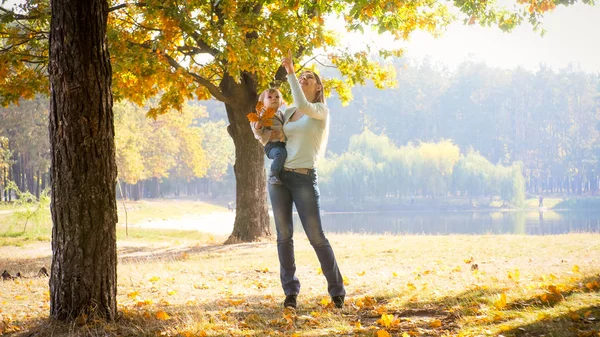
[298,210,600,235]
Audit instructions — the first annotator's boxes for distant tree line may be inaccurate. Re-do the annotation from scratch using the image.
[0,99,235,201]
[318,130,525,207]
[325,59,600,195]
[1,59,598,201]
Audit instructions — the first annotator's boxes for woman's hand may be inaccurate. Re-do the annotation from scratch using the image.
[282,50,294,75]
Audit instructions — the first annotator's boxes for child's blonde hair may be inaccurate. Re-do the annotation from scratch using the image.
[258,88,283,107]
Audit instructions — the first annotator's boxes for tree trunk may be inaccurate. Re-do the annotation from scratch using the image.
[48,0,117,321]
[221,74,271,244]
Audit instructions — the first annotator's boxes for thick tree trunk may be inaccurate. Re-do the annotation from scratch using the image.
[221,74,271,244]
[48,0,117,321]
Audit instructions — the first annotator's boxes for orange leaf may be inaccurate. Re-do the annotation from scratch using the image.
[430,319,442,328]
[376,330,391,337]
[247,112,260,123]
[156,311,170,320]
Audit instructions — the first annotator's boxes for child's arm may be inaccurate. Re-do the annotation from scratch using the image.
[251,121,271,146]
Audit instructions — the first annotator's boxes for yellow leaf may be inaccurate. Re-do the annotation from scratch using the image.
[548,285,561,295]
[572,265,580,273]
[127,291,140,299]
[508,269,520,281]
[377,314,395,328]
[407,282,417,291]
[167,289,176,296]
[343,276,350,286]
[402,333,410,337]
[317,267,323,275]
[494,293,507,310]
[430,319,442,328]
[392,272,398,277]
[376,330,391,337]
[149,276,160,282]
[156,311,170,320]
[228,299,246,306]
[357,271,366,276]
[320,297,330,306]
[464,257,473,264]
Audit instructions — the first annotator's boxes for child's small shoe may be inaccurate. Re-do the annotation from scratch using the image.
[268,176,283,185]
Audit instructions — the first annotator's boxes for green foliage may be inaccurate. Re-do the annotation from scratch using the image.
[320,129,527,206]
[3,180,50,233]
[200,120,235,181]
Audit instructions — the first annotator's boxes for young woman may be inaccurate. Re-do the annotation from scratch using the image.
[258,52,346,309]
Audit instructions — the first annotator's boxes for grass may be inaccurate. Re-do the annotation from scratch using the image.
[0,199,229,246]
[0,233,599,336]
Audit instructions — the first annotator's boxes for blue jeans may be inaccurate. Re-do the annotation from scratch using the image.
[268,169,345,297]
[265,142,287,178]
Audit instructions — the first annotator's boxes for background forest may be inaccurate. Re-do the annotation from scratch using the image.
[1,57,599,208]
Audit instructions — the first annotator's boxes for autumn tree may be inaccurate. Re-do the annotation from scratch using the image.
[47,0,118,320]
[1,0,590,243]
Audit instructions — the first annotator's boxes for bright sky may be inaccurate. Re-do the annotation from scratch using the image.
[371,3,600,73]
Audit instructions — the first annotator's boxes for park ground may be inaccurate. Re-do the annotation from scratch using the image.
[0,199,599,336]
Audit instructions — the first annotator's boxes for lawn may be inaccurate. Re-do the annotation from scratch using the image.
[1,232,599,337]
[0,199,229,246]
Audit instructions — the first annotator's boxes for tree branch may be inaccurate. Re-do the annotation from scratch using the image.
[186,30,220,57]
[162,52,232,104]
[0,6,41,20]
[108,2,147,13]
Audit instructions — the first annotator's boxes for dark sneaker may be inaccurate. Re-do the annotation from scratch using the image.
[283,295,297,309]
[332,295,344,309]
[268,176,283,185]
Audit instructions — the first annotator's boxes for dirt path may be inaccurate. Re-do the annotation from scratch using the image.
[127,211,236,234]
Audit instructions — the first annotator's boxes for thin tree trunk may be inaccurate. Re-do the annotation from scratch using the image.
[48,0,117,321]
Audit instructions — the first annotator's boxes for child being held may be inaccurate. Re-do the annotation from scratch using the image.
[251,88,286,185]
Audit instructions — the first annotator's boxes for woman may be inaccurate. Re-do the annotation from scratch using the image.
[255,52,345,309]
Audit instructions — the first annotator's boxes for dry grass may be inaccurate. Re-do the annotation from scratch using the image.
[1,233,599,337]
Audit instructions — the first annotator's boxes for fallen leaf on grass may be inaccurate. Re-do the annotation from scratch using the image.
[376,330,391,337]
[156,311,170,320]
[430,319,442,328]
[127,291,140,299]
[376,313,398,328]
[494,293,507,310]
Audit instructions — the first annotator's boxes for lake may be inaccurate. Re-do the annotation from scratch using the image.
[308,210,600,235]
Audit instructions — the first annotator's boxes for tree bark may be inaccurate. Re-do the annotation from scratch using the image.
[48,0,117,321]
[220,74,271,244]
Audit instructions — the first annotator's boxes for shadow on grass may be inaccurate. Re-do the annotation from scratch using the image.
[6,275,600,337]
[501,305,600,337]
[118,241,271,264]
[0,241,271,275]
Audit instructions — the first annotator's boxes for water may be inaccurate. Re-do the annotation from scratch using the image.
[303,210,600,235]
